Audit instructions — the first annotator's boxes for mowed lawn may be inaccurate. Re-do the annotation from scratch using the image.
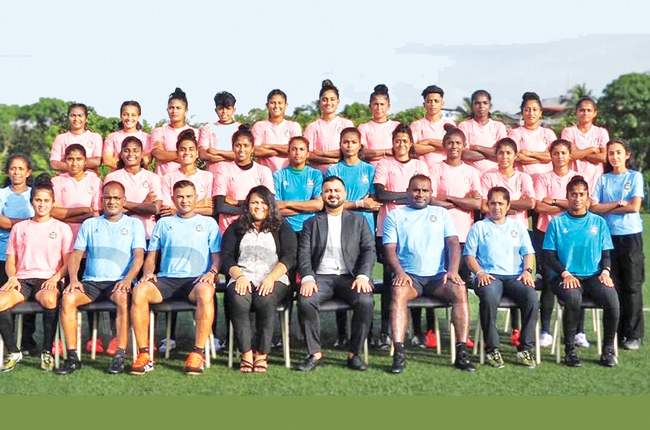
[2,216,650,396]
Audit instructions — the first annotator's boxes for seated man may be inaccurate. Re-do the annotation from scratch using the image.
[130,180,221,376]
[57,181,146,375]
[542,176,619,367]
[384,174,475,373]
[296,176,375,371]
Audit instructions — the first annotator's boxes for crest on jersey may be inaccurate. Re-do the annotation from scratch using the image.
[429,215,437,223]
[593,138,600,146]
[283,180,289,187]
[87,186,94,194]
[142,180,149,189]
[362,175,369,184]
[543,137,548,145]
[49,231,57,239]
[308,179,315,187]
[464,177,470,185]
[121,228,128,236]
[255,177,262,185]
[590,226,598,235]
[624,183,632,191]
[87,141,94,148]
[199,185,206,194]
[511,230,518,238]
[336,127,343,134]
[492,132,497,140]
[562,228,569,234]
[284,128,291,137]
[196,224,203,232]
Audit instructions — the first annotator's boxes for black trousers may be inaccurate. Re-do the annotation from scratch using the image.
[611,233,645,341]
[474,276,539,351]
[298,274,373,355]
[226,281,289,354]
[552,275,620,350]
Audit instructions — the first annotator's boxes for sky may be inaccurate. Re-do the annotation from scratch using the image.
[2,0,650,125]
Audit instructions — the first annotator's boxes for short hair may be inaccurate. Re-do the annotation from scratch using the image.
[495,138,517,154]
[103,181,125,195]
[487,186,510,204]
[323,175,346,190]
[442,124,466,145]
[65,143,87,158]
[288,136,309,149]
[392,123,416,159]
[214,91,236,108]
[173,180,195,193]
[408,174,432,189]
[68,103,88,117]
[576,96,597,111]
[566,175,589,194]
[422,85,444,99]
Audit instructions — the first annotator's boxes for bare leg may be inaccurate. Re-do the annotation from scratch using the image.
[110,291,129,350]
[189,282,215,349]
[131,282,163,349]
[432,282,470,343]
[391,284,419,344]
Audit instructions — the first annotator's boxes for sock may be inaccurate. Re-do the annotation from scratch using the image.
[41,308,57,353]
[0,311,19,353]
[68,349,79,361]
[456,342,467,354]
[192,346,205,356]
[393,342,405,353]
[116,348,126,357]
[138,347,149,354]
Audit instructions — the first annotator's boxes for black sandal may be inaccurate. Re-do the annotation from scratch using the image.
[253,354,268,373]
[240,359,254,373]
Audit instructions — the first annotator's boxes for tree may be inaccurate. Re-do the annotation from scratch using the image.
[599,72,650,173]
[340,102,372,127]
[455,97,473,121]
[288,101,320,129]
[559,83,594,110]
[235,108,268,126]
[392,107,426,125]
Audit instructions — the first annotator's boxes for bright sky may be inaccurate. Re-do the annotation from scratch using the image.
[2,0,650,125]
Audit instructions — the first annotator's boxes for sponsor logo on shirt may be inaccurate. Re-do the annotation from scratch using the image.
[49,231,58,239]
[429,215,437,223]
[624,183,632,191]
[562,228,569,234]
[196,224,203,232]
[142,180,149,189]
[510,230,518,238]
[590,226,598,235]
[283,180,289,187]
[87,186,94,195]
[362,174,369,184]
[307,179,315,187]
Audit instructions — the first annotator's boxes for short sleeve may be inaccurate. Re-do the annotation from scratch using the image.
[251,122,264,146]
[533,174,547,201]
[132,218,147,250]
[442,209,458,238]
[91,178,103,210]
[632,172,644,198]
[260,166,275,194]
[273,170,284,201]
[590,176,603,203]
[208,218,221,253]
[304,122,316,151]
[148,220,163,252]
[542,220,558,251]
[519,223,535,255]
[290,121,302,137]
[90,133,103,158]
[468,165,481,192]
[50,134,65,162]
[463,224,479,257]
[148,173,163,201]
[373,159,389,186]
[74,220,90,251]
[382,211,398,245]
[367,164,376,195]
[103,133,117,156]
[520,173,535,199]
[312,170,323,198]
[213,165,228,197]
[61,223,74,253]
[198,124,213,150]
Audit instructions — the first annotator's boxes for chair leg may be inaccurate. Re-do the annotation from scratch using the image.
[228,320,234,368]
[363,338,369,365]
[54,321,60,369]
[614,333,619,359]
[592,308,598,334]
[551,301,560,355]
[389,340,394,357]
[281,308,290,369]
[204,332,211,369]
[131,327,137,363]
[149,311,154,360]
[503,308,511,333]
[472,320,481,356]
[0,335,4,369]
[91,312,98,360]
[479,324,485,365]
[535,318,541,364]
[16,314,23,350]
[209,332,217,359]
[555,306,562,364]
[449,322,456,364]
[165,312,172,359]
[595,308,602,356]
[77,312,82,356]
[435,312,441,355]
[60,317,68,360]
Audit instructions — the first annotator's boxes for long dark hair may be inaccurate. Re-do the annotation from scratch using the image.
[235,186,283,235]
[604,138,636,173]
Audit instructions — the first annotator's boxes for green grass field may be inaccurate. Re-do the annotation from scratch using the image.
[1,217,649,396]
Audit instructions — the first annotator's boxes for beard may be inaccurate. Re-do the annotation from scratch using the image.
[324,198,344,210]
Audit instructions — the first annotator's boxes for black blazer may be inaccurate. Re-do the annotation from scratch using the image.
[298,210,376,279]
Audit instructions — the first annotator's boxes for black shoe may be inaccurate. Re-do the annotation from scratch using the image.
[391,349,406,374]
[564,349,582,367]
[347,354,367,371]
[108,353,126,374]
[295,354,324,372]
[333,336,348,349]
[600,347,618,368]
[56,358,81,375]
[454,350,477,372]
[378,333,391,350]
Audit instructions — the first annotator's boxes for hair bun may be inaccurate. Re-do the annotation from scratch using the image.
[443,123,456,132]
[34,173,52,187]
[374,84,389,94]
[322,79,334,88]
[178,129,196,141]
[522,91,540,102]
[238,124,251,132]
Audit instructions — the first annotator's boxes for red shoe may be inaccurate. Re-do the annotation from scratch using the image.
[425,330,438,349]
[52,340,64,356]
[106,337,119,356]
[184,351,205,375]
[466,336,475,349]
[86,338,105,354]
[510,328,521,347]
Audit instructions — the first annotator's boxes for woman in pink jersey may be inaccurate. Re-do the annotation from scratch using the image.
[411,85,456,166]
[198,91,240,175]
[0,174,73,372]
[533,139,582,348]
[252,89,302,173]
[560,96,609,189]
[358,84,400,165]
[50,104,103,173]
[105,136,162,239]
[508,92,556,180]
[161,129,213,217]
[458,90,508,175]
[102,101,152,171]
[304,80,354,173]
[151,88,200,177]
[214,125,275,234]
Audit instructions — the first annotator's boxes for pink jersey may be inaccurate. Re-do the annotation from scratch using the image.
[104,168,162,238]
[481,170,535,228]
[374,157,429,236]
[561,125,609,190]
[358,120,401,167]
[457,118,507,175]
[52,172,102,239]
[213,162,275,233]
[410,117,456,166]
[150,125,199,177]
[533,170,579,232]
[7,218,73,279]
[50,131,103,162]
[198,121,241,152]
[103,130,152,158]
[304,116,354,174]
[251,119,301,173]
[161,169,213,206]
[429,162,481,242]
[508,126,556,178]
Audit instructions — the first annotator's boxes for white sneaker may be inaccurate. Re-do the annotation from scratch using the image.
[158,339,176,353]
[539,331,553,348]
[575,332,590,348]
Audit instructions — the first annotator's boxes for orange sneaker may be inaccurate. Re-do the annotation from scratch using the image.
[425,330,438,349]
[86,338,104,354]
[106,337,119,356]
[51,340,64,357]
[130,352,153,375]
[466,336,475,349]
[184,351,205,375]
[510,328,521,347]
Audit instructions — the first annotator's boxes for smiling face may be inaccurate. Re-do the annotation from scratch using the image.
[177,139,198,167]
[392,132,412,160]
[322,179,346,210]
[32,189,54,218]
[424,92,444,118]
[522,99,542,127]
[7,157,32,188]
[248,192,269,223]
[172,185,197,217]
[167,99,187,124]
[233,135,254,164]
[216,105,236,123]
[68,107,87,132]
[340,131,362,160]
[267,94,287,120]
[101,183,126,218]
[443,133,464,160]
[606,142,630,171]
[120,105,140,132]
[120,141,143,169]
[319,89,339,116]
[65,150,86,176]
[488,191,510,221]
[406,177,432,209]
[370,95,390,121]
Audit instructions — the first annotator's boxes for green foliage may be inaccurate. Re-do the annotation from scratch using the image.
[340,102,372,127]
[455,97,473,121]
[598,73,650,173]
[234,108,268,126]
[288,101,320,129]
[392,107,426,126]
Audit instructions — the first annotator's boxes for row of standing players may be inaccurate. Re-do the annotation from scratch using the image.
[0,82,644,373]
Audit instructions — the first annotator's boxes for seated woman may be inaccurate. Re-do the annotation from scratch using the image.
[463,186,539,369]
[0,174,73,372]
[221,186,296,373]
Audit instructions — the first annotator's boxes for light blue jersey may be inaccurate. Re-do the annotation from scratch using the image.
[273,166,323,232]
[0,186,34,261]
[326,161,376,233]
[543,211,613,277]
[464,217,535,276]
[592,170,644,235]
[383,205,457,277]
[148,214,221,278]
[75,214,146,282]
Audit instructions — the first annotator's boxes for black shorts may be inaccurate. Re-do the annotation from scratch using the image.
[82,281,117,302]
[18,279,49,300]
[153,277,196,300]
[410,274,446,297]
